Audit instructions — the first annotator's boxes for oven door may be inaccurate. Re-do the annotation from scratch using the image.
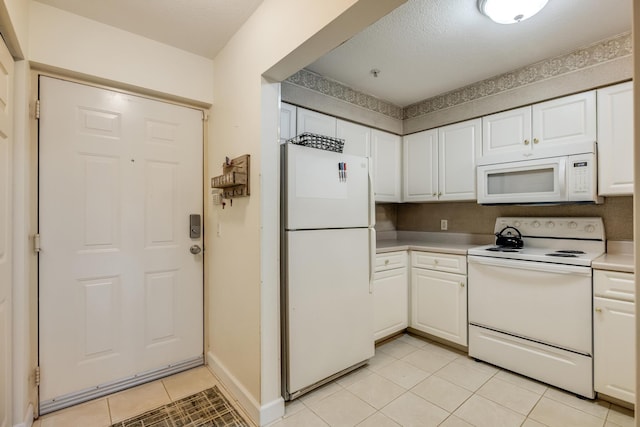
[468,255,592,355]
[477,157,566,204]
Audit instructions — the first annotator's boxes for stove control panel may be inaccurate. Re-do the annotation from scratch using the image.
[494,217,604,240]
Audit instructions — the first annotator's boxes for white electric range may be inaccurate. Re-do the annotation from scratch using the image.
[467,217,605,399]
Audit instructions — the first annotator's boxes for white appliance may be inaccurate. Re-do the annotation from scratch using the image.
[476,146,602,205]
[467,217,605,399]
[281,143,375,400]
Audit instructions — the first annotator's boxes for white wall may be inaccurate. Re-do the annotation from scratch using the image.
[28,1,214,106]
[206,0,405,425]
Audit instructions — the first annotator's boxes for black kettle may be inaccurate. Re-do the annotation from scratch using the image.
[495,226,523,248]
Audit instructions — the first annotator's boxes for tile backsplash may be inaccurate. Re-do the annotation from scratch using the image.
[377,197,633,241]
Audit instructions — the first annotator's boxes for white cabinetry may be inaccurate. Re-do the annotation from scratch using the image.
[482,106,531,160]
[403,129,438,202]
[410,251,467,346]
[403,119,480,202]
[593,269,635,404]
[337,119,370,157]
[280,102,297,142]
[297,107,337,137]
[371,129,402,202]
[438,119,480,201]
[373,252,408,340]
[481,91,596,164]
[597,81,634,196]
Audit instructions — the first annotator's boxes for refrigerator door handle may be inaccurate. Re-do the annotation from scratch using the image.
[368,157,375,227]
[369,227,376,294]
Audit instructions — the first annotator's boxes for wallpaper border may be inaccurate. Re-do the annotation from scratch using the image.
[285,32,632,122]
[285,68,404,120]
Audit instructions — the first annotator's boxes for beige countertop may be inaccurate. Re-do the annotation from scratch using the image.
[376,231,493,256]
[378,234,636,273]
[593,241,634,273]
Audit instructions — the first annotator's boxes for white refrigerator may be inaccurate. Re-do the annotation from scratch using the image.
[281,143,375,400]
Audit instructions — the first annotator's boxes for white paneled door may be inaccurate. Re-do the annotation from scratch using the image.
[0,37,14,427]
[38,77,203,413]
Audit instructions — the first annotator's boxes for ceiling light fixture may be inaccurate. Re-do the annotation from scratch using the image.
[478,0,549,24]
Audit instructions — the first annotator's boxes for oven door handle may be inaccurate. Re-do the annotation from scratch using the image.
[467,255,592,276]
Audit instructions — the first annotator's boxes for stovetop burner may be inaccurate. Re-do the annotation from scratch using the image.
[555,250,586,254]
[486,246,521,252]
[545,253,579,258]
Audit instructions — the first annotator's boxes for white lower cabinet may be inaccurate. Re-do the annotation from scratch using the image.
[593,269,635,404]
[373,252,408,340]
[410,252,467,346]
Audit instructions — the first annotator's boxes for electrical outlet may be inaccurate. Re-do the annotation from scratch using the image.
[441,219,448,230]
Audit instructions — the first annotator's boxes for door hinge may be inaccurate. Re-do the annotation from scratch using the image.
[34,233,41,253]
[35,366,40,387]
[35,99,40,119]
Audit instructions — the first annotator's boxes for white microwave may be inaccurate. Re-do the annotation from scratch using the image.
[477,153,602,205]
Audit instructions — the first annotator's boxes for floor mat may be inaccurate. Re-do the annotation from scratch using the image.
[110,385,250,427]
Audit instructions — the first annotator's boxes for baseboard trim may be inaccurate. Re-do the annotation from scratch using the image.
[207,351,260,425]
[260,396,285,426]
[206,351,285,426]
[14,403,34,427]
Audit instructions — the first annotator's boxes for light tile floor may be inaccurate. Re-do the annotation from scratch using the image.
[33,333,636,427]
[269,333,635,427]
[33,366,256,427]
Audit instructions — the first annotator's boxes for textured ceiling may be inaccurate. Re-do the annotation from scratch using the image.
[34,0,264,59]
[307,0,632,106]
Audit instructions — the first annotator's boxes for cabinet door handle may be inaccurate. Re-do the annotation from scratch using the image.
[438,192,442,196]
[432,193,437,197]
[524,139,530,145]
[433,259,439,265]
[595,307,602,313]
[384,259,390,265]
[460,282,465,288]
[533,138,539,144]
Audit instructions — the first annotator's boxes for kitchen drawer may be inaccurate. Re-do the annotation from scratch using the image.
[411,251,467,274]
[594,270,635,302]
[375,251,407,272]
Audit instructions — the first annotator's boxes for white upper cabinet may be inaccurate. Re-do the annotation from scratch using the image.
[336,119,371,157]
[371,129,402,202]
[482,106,531,161]
[296,107,337,137]
[597,81,633,196]
[438,118,481,201]
[403,119,480,202]
[403,129,438,202]
[480,91,596,164]
[280,102,297,143]
[531,91,596,151]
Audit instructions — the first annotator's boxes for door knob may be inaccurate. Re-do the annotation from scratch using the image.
[190,245,202,254]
